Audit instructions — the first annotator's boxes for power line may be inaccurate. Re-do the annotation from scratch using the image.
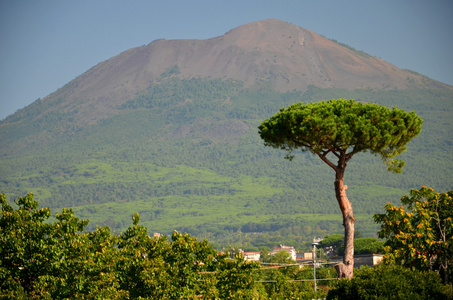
[256,278,338,283]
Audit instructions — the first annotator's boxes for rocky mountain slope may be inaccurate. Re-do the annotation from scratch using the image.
[6,19,447,125]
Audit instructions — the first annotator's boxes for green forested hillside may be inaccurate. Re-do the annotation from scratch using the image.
[1,77,452,251]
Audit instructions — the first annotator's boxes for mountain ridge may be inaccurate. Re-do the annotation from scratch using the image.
[7,19,449,125]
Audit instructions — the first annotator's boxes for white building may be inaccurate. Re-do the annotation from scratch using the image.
[241,251,261,262]
[269,244,297,261]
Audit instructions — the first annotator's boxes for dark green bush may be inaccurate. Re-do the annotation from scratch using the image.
[327,264,453,300]
[338,237,384,255]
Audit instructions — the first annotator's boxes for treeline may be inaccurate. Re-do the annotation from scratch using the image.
[2,193,452,299]
[0,193,259,299]
[0,193,340,299]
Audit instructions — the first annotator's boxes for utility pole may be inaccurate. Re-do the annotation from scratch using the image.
[312,242,318,294]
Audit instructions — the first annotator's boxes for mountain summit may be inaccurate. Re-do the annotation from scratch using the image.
[28,19,446,123]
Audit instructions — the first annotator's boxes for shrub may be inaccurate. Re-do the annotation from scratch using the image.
[327,264,453,300]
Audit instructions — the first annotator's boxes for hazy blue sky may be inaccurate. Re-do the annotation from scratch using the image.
[1,0,452,120]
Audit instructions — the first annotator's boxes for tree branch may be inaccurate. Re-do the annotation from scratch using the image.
[345,146,361,163]
[317,151,337,171]
[291,138,311,149]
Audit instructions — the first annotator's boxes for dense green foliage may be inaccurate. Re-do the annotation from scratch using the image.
[258,99,423,172]
[0,193,263,299]
[338,238,385,256]
[327,264,453,300]
[6,193,450,299]
[1,193,343,299]
[320,235,384,256]
[256,264,336,300]
[374,187,453,283]
[319,234,344,256]
[0,77,452,250]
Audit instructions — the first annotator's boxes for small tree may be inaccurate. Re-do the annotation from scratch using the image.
[319,234,344,256]
[268,250,295,264]
[258,99,423,278]
[374,187,453,284]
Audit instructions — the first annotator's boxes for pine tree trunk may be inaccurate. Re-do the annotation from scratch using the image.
[334,167,355,279]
